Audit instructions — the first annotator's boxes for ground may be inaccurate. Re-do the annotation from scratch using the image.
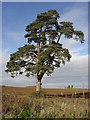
[1,86,90,119]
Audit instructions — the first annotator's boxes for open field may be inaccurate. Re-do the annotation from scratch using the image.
[2,86,89,97]
[2,86,90,119]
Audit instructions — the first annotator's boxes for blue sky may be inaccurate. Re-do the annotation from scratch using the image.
[1,2,88,88]
[2,0,90,2]
[2,2,88,54]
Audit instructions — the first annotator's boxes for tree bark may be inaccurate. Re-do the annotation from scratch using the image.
[35,27,42,92]
[57,33,62,43]
[35,73,41,92]
[35,41,40,92]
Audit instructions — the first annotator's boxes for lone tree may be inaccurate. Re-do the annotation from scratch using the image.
[5,10,84,92]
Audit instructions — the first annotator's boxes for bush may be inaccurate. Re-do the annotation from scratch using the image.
[29,91,46,98]
[71,85,73,89]
[67,85,70,88]
[18,107,31,118]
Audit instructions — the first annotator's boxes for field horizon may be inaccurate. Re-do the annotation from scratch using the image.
[2,86,90,98]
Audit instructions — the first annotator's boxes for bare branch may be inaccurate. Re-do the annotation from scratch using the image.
[57,33,62,43]
[33,52,37,57]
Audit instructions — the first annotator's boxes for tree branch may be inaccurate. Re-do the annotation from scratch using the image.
[33,52,37,57]
[57,33,62,43]
[42,28,46,45]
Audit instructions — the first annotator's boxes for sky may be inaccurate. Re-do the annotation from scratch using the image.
[1,2,88,88]
[1,0,90,2]
[0,2,2,87]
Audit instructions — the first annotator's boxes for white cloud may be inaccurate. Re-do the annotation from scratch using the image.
[0,41,2,66]
[49,54,88,77]
[58,5,88,57]
[0,48,9,85]
[2,73,36,87]
[60,7,87,22]
[42,54,88,88]
[2,49,9,66]
[1,49,88,88]
[59,5,88,40]
[0,42,2,85]
[61,38,78,48]
[70,44,88,56]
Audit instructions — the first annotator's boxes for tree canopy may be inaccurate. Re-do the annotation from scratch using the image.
[5,10,84,91]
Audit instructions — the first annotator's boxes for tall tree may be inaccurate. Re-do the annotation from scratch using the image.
[5,10,85,92]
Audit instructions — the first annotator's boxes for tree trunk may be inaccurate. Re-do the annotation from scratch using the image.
[35,73,41,92]
[35,27,42,92]
[36,80,41,92]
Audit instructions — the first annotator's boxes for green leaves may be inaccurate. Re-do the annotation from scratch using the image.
[59,21,74,39]
[6,44,36,77]
[37,10,60,22]
[25,10,59,45]
[36,43,71,76]
[74,30,85,43]
[58,21,85,44]
[6,9,85,79]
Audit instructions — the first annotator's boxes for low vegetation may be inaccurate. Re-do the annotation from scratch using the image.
[2,86,89,119]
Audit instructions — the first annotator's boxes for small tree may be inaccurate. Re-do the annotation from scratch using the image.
[5,10,85,92]
[68,85,70,89]
[71,85,73,89]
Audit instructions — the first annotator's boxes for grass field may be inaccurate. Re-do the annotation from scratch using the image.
[2,86,90,119]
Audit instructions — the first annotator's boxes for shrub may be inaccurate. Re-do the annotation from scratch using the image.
[18,107,31,118]
[67,85,70,88]
[29,91,46,98]
[71,85,73,89]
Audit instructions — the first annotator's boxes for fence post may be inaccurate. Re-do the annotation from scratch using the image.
[75,92,76,98]
[83,91,85,98]
[72,94,74,98]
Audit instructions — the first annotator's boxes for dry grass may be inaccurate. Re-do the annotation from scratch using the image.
[2,86,89,119]
[2,86,89,96]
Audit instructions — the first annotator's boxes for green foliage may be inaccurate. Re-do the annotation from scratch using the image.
[67,85,73,89]
[18,107,31,118]
[68,85,70,88]
[36,43,71,76]
[30,91,46,98]
[59,21,74,38]
[74,30,85,43]
[6,9,85,81]
[5,44,36,77]
[71,85,74,88]
[73,112,76,119]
